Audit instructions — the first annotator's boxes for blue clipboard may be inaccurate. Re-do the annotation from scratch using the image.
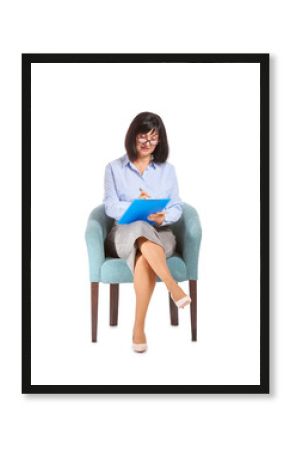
[117,198,170,225]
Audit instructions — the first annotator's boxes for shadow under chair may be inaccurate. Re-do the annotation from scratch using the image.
[85,203,202,342]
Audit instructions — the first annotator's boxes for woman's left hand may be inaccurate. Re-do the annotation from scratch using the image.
[147,212,166,226]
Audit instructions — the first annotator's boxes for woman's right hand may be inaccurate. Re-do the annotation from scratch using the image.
[138,190,151,199]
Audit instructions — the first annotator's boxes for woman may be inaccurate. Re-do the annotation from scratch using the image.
[103,112,192,353]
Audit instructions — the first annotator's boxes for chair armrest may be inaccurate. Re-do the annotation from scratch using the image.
[85,205,114,282]
[171,203,202,280]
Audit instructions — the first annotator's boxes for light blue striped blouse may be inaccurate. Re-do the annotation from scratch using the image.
[103,153,183,227]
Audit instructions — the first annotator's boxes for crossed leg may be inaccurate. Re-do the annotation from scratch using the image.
[132,236,189,345]
[136,237,188,302]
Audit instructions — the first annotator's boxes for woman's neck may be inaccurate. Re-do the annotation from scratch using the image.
[133,155,153,175]
[135,154,153,166]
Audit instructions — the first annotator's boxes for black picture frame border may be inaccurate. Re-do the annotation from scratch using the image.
[22,53,269,394]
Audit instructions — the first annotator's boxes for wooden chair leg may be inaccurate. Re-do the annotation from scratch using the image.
[91,282,99,342]
[169,292,179,326]
[189,280,197,341]
[110,284,119,326]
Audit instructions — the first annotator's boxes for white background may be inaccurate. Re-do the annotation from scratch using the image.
[31,62,260,386]
[1,0,288,449]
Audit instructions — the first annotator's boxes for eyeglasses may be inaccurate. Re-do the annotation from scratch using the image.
[137,137,159,145]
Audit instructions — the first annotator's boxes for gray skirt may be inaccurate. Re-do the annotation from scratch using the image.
[104,219,177,275]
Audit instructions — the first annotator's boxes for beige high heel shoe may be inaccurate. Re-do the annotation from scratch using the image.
[132,342,148,353]
[170,292,192,308]
[132,330,148,353]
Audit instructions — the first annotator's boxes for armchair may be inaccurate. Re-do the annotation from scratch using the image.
[85,202,202,342]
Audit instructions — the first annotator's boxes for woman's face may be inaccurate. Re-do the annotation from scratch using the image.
[135,128,159,159]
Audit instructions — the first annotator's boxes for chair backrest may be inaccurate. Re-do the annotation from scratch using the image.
[88,204,114,237]
[169,202,201,252]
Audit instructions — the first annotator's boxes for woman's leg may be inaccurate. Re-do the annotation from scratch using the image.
[136,237,188,304]
[133,250,157,344]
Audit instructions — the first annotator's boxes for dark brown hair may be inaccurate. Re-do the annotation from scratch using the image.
[124,112,169,163]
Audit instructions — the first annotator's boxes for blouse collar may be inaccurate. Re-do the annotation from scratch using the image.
[122,153,156,169]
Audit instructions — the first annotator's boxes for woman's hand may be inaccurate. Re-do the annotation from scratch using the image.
[138,190,151,199]
[138,190,165,225]
[147,212,166,226]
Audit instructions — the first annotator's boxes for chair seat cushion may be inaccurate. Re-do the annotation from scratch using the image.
[100,252,187,283]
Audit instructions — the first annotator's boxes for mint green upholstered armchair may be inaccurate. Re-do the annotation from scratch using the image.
[85,203,202,342]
